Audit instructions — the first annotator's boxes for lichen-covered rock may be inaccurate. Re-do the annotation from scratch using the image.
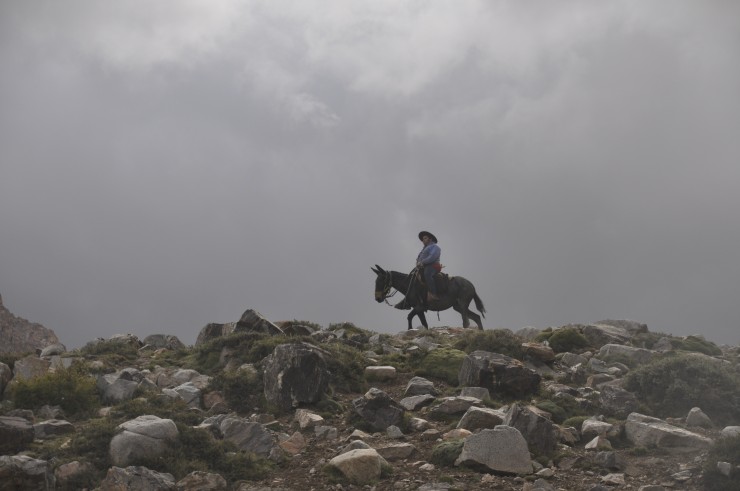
[458,351,540,398]
[263,342,330,411]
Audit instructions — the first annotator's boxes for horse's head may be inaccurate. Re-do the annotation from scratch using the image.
[371,265,392,303]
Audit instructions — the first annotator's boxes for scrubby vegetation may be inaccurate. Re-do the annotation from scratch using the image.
[624,353,740,425]
[703,435,740,491]
[415,347,467,386]
[10,363,99,419]
[535,327,589,353]
[453,329,524,359]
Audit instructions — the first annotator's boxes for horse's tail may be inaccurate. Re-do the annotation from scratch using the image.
[473,292,486,318]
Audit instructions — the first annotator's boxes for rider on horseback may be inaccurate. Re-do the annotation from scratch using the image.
[417,231,442,302]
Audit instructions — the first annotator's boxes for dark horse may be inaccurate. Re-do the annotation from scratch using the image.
[372,264,486,330]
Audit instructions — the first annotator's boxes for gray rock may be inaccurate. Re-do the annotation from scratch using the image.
[0,455,56,490]
[458,351,540,398]
[326,448,390,485]
[459,386,490,400]
[220,417,277,457]
[597,343,655,365]
[162,382,202,409]
[721,426,740,438]
[236,309,284,336]
[97,372,140,404]
[365,365,397,381]
[456,406,506,431]
[98,465,176,490]
[176,471,228,490]
[0,416,35,454]
[685,407,713,428]
[560,352,589,367]
[504,404,559,457]
[582,324,631,346]
[400,394,436,411]
[33,419,75,439]
[625,413,713,449]
[352,388,405,432]
[581,417,616,440]
[109,415,179,467]
[263,343,330,412]
[429,396,481,417]
[39,343,66,357]
[404,376,438,396]
[376,443,417,461]
[598,385,639,419]
[142,334,186,350]
[294,409,324,429]
[454,425,533,475]
[12,355,50,381]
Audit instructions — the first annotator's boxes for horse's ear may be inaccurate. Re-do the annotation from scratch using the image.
[371,266,379,274]
[375,264,385,273]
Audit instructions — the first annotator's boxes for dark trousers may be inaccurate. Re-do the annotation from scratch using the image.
[423,265,437,294]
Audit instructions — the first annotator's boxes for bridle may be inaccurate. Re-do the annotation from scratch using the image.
[376,271,399,305]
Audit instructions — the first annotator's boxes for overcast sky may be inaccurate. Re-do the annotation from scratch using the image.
[1,1,739,349]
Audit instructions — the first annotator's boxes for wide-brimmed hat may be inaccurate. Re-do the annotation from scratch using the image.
[418,231,438,243]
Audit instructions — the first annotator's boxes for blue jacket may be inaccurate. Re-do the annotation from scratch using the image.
[417,243,441,265]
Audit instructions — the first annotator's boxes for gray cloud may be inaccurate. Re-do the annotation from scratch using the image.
[2,1,739,348]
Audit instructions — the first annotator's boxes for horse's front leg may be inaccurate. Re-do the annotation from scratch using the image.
[406,311,415,330]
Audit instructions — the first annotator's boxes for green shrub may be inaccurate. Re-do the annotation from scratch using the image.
[56,417,118,475]
[453,329,524,359]
[10,363,99,419]
[323,341,368,393]
[535,400,567,424]
[80,339,140,366]
[670,335,723,356]
[562,415,590,430]
[154,424,274,481]
[623,353,740,425]
[702,435,740,491]
[538,327,589,353]
[209,366,264,414]
[430,439,464,467]
[415,348,467,386]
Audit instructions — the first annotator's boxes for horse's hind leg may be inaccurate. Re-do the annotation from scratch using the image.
[453,303,470,329]
[466,309,483,330]
[418,311,429,330]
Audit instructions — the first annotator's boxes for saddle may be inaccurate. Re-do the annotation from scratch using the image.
[416,269,450,295]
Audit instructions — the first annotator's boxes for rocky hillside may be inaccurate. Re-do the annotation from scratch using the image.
[1,309,739,491]
[0,294,59,355]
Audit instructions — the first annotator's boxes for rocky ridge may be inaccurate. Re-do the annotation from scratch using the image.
[0,309,739,490]
[0,294,59,355]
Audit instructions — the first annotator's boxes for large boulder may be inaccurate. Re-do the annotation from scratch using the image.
[98,466,176,491]
[458,351,541,398]
[598,385,639,419]
[219,417,277,457]
[326,448,391,485]
[0,455,56,491]
[236,309,284,336]
[454,426,533,475]
[582,324,631,347]
[456,406,506,432]
[109,416,179,467]
[263,342,330,412]
[11,355,50,381]
[624,413,714,450]
[597,344,655,366]
[352,388,405,432]
[195,322,238,346]
[97,370,143,405]
[0,416,35,454]
[404,376,438,396]
[503,404,559,457]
